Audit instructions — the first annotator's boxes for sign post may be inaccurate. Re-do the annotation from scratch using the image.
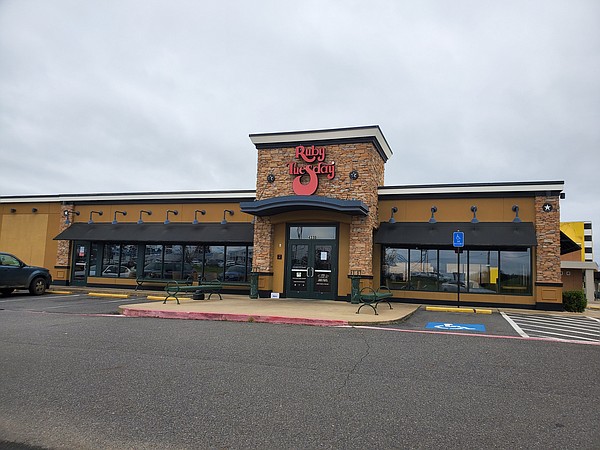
[452,231,465,308]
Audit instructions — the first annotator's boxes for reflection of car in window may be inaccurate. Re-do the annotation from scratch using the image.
[102,265,135,278]
[222,265,247,281]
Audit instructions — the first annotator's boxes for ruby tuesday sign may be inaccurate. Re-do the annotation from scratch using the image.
[288,145,335,195]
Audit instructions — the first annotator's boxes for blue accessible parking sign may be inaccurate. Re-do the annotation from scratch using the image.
[426,322,486,332]
[453,231,464,247]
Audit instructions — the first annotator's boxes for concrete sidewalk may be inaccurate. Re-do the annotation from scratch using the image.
[117,294,421,326]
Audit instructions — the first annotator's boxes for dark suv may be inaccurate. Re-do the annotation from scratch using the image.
[0,252,52,296]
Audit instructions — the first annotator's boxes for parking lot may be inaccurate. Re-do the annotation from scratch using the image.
[0,291,147,316]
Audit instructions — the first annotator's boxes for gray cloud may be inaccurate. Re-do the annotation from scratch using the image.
[1,0,599,260]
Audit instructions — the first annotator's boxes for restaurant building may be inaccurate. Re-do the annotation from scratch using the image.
[0,126,569,309]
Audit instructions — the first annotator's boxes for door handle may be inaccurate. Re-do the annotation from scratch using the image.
[308,267,314,278]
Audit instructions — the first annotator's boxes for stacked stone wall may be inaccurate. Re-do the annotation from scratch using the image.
[534,195,561,284]
[253,142,385,276]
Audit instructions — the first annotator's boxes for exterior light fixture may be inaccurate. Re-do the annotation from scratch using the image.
[192,209,206,224]
[31,208,38,213]
[137,210,152,224]
[164,209,178,224]
[389,206,398,223]
[221,209,234,225]
[512,205,521,223]
[88,210,103,224]
[470,206,479,223]
[429,206,437,224]
[63,210,80,225]
[10,208,16,213]
[112,210,127,224]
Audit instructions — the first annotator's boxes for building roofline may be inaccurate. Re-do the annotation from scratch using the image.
[379,180,565,196]
[249,125,393,162]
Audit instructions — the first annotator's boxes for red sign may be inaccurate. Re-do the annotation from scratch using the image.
[288,145,335,195]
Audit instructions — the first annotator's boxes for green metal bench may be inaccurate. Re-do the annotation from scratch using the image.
[135,277,192,291]
[356,286,394,315]
[163,280,223,304]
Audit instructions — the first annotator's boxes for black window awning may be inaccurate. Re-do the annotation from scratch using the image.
[54,222,254,244]
[240,195,369,217]
[374,222,537,248]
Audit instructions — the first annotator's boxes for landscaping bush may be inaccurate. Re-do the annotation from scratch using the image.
[563,290,587,313]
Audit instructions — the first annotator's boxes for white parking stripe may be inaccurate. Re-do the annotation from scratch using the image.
[519,327,600,342]
[510,319,600,335]
[500,312,528,338]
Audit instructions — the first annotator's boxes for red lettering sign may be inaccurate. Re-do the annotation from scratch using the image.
[289,145,335,195]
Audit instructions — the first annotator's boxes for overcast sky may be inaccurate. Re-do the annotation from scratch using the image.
[1,1,599,261]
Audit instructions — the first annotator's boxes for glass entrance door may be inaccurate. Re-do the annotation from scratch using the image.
[286,225,337,300]
[71,241,89,286]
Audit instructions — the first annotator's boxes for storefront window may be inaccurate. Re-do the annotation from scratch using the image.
[120,244,138,279]
[225,246,249,282]
[102,244,121,278]
[468,251,499,293]
[143,245,163,278]
[184,245,205,282]
[204,246,224,281]
[382,248,409,289]
[438,250,461,292]
[381,246,532,296]
[409,249,438,291]
[499,250,531,295]
[89,243,98,276]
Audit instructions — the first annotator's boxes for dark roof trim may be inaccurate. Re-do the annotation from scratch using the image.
[374,222,537,247]
[54,222,254,244]
[240,195,369,217]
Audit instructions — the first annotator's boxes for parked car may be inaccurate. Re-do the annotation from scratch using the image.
[0,252,52,296]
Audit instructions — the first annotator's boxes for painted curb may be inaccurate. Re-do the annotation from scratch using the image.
[119,306,348,327]
[48,290,72,295]
[425,306,493,314]
[88,292,129,299]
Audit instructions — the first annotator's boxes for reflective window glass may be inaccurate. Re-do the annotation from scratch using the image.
[499,249,531,295]
[409,249,438,291]
[289,226,336,240]
[225,246,248,282]
[204,246,224,281]
[143,245,163,278]
[382,248,409,289]
[467,250,498,293]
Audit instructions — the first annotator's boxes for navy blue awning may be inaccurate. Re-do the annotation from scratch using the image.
[240,195,369,216]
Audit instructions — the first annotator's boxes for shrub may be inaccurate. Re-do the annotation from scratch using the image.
[563,290,587,313]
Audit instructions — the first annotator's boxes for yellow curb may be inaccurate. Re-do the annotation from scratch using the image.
[426,306,474,313]
[587,304,600,310]
[48,290,72,295]
[88,292,129,299]
[425,306,493,314]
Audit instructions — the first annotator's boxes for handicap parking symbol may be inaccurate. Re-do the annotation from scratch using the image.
[426,322,486,332]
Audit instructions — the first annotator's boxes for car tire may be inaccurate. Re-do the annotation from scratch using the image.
[0,288,14,296]
[29,277,47,295]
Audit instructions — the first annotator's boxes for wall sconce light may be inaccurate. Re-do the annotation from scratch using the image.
[63,210,80,225]
[112,210,127,224]
[429,206,437,224]
[192,209,206,224]
[389,206,398,223]
[31,208,38,213]
[470,206,479,223]
[137,210,152,224]
[512,205,521,223]
[221,209,234,225]
[164,209,178,224]
[88,210,103,224]
[10,208,16,213]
